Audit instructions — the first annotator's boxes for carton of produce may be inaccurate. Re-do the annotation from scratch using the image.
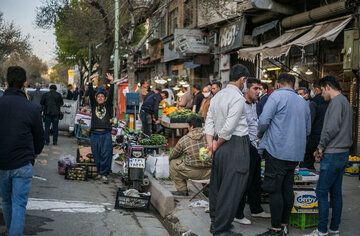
[291,189,318,213]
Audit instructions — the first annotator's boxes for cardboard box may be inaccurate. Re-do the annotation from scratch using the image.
[291,189,318,213]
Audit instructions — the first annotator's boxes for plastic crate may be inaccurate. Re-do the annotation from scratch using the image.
[65,166,88,181]
[76,148,95,164]
[114,188,151,211]
[77,163,98,179]
[289,213,318,230]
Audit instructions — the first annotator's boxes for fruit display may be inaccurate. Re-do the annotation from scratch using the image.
[166,109,201,118]
[349,155,360,162]
[65,166,87,181]
[163,107,177,116]
[138,134,167,146]
[78,153,95,163]
[199,148,211,163]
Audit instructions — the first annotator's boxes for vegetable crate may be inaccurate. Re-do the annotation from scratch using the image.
[114,188,151,211]
[289,213,318,230]
[65,166,88,181]
[77,163,98,179]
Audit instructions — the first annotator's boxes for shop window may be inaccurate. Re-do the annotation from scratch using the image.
[168,8,178,35]
[184,0,194,28]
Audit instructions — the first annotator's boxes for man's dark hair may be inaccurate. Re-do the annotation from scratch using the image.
[230,64,249,82]
[67,84,72,88]
[319,76,341,91]
[161,90,169,98]
[49,85,57,90]
[312,78,322,89]
[212,81,222,89]
[140,80,147,86]
[247,77,261,89]
[261,83,268,90]
[186,115,202,128]
[7,66,26,89]
[277,73,295,87]
[155,87,162,93]
[193,84,201,91]
[297,87,309,95]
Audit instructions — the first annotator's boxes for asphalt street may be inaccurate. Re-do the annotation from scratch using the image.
[0,134,169,236]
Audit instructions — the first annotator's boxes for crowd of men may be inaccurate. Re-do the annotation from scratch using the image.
[168,64,352,236]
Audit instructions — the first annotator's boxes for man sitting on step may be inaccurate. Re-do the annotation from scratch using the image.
[169,115,212,196]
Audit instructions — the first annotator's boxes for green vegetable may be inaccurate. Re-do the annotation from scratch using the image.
[138,134,167,146]
[167,109,201,118]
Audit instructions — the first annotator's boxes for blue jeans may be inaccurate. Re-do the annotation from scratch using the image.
[316,152,349,233]
[44,115,59,144]
[0,163,33,236]
[90,131,113,176]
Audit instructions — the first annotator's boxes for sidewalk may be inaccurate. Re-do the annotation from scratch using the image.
[148,173,360,236]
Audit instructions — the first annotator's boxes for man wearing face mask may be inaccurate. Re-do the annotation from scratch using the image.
[199,86,212,120]
[300,79,329,170]
[297,87,310,103]
[205,64,250,235]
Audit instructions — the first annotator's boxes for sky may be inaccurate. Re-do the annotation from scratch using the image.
[0,0,56,62]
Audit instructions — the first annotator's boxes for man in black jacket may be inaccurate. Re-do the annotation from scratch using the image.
[301,79,329,170]
[41,84,64,145]
[0,66,44,236]
[193,84,204,113]
[140,90,168,136]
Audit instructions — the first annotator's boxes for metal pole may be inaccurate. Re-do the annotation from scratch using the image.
[113,0,119,118]
[88,43,92,82]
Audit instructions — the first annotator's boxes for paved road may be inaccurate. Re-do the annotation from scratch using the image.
[0,134,169,236]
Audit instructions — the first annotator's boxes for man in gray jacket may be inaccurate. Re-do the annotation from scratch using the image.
[304,76,352,236]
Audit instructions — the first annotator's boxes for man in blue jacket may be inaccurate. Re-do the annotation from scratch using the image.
[0,66,44,236]
[140,89,168,136]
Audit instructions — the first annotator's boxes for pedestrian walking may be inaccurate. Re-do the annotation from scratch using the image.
[73,87,80,100]
[304,76,352,236]
[0,66,44,236]
[41,84,64,145]
[256,83,269,117]
[66,84,73,100]
[88,73,115,184]
[300,79,329,170]
[140,89,168,136]
[256,73,311,236]
[192,84,204,113]
[29,83,42,109]
[205,64,250,235]
[235,78,270,226]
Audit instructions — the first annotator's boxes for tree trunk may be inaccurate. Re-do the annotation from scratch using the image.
[98,39,114,86]
[127,50,135,93]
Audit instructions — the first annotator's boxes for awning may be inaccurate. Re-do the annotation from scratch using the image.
[238,26,310,61]
[239,15,352,61]
[252,20,279,38]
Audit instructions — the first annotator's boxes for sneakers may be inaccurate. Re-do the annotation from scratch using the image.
[102,175,109,184]
[303,229,328,236]
[256,229,285,236]
[282,225,289,236]
[252,211,271,218]
[328,229,339,236]
[234,217,252,225]
[171,190,189,196]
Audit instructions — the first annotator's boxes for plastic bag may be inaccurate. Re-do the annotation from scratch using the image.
[145,155,157,174]
[58,154,76,175]
[154,154,170,179]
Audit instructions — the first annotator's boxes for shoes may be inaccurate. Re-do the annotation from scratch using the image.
[303,229,328,236]
[171,190,189,196]
[328,229,339,236]
[252,211,271,218]
[256,229,285,236]
[53,142,57,146]
[95,175,102,180]
[102,175,109,184]
[234,217,251,225]
[282,225,289,236]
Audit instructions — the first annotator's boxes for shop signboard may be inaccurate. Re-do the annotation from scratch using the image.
[68,69,75,86]
[174,29,210,54]
[164,35,185,62]
[150,41,163,62]
[220,54,230,70]
[219,18,246,54]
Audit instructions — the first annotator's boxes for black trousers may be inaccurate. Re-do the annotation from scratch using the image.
[139,110,152,136]
[262,150,298,228]
[236,144,264,219]
[209,135,250,234]
[300,140,318,170]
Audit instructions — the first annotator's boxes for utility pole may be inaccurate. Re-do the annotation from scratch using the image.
[113,0,119,118]
[88,43,92,82]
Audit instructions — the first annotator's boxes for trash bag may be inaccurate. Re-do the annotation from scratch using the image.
[154,154,169,179]
[58,154,76,175]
